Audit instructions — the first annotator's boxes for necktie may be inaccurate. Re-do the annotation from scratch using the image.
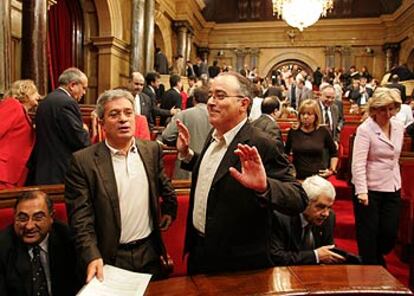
[324,106,331,130]
[31,246,49,296]
[302,224,315,250]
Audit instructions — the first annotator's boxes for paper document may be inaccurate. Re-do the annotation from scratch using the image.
[77,264,152,296]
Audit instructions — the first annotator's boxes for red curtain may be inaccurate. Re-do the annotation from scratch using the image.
[47,0,73,90]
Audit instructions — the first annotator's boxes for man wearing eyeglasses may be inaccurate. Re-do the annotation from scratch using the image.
[0,190,80,296]
[177,71,308,274]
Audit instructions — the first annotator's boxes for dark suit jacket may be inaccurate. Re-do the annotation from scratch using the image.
[270,210,335,265]
[134,92,154,126]
[0,221,80,296]
[64,140,177,272]
[154,52,169,74]
[31,88,90,185]
[251,115,284,152]
[386,83,407,103]
[182,122,308,273]
[142,86,171,120]
[160,89,182,125]
[318,102,343,143]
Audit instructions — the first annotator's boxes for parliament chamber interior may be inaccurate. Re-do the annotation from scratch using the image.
[1,0,414,295]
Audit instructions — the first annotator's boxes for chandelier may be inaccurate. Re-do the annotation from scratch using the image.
[272,0,334,31]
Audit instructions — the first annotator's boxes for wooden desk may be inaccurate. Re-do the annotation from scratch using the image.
[145,265,412,295]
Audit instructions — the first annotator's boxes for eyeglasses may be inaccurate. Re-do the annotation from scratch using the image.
[210,92,245,101]
[15,212,47,224]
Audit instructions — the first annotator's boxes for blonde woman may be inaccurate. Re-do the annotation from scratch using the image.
[0,80,40,188]
[351,87,404,265]
[285,99,338,180]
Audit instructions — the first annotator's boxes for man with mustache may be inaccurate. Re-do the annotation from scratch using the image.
[177,71,307,274]
[270,175,345,265]
[0,190,80,296]
[65,89,177,283]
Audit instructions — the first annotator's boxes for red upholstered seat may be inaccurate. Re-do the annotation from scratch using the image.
[162,151,178,179]
[398,158,414,259]
[162,194,189,276]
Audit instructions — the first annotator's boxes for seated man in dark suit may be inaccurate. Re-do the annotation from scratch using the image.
[0,191,80,296]
[251,96,284,152]
[271,175,345,265]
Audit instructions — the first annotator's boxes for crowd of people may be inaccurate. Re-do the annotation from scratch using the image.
[0,57,411,295]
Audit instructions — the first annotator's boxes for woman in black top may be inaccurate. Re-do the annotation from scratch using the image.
[285,99,338,180]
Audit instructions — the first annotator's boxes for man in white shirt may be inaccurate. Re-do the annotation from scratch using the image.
[176,71,307,274]
[0,191,80,296]
[65,89,177,282]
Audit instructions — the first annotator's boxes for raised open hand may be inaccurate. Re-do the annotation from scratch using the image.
[176,119,190,157]
[229,144,267,193]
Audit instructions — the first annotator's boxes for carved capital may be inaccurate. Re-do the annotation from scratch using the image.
[173,21,193,34]
[383,42,400,52]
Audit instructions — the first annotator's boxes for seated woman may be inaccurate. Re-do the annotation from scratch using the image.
[285,99,338,180]
[0,80,40,189]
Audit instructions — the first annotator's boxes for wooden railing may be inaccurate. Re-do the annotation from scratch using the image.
[0,180,191,209]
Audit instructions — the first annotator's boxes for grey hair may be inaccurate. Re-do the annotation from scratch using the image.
[131,71,145,82]
[217,71,253,99]
[320,84,335,93]
[58,67,87,86]
[14,191,54,215]
[302,175,336,201]
[96,89,135,120]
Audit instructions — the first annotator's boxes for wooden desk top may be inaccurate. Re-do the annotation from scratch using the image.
[145,265,412,296]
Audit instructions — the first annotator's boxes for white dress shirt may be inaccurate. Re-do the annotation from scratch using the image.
[134,94,142,115]
[193,118,247,234]
[105,139,152,243]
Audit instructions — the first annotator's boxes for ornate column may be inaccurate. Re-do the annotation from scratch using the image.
[383,43,400,72]
[186,31,193,63]
[143,0,155,74]
[234,48,246,72]
[324,46,335,69]
[250,48,260,69]
[341,46,352,70]
[130,0,146,74]
[0,0,12,95]
[21,0,48,95]
[174,21,189,61]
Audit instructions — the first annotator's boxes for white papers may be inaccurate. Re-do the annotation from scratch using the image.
[77,265,152,296]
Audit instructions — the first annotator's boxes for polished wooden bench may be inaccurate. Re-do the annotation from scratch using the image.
[145,265,412,295]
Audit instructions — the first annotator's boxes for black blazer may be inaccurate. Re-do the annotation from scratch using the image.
[182,122,308,273]
[160,89,181,125]
[318,102,343,143]
[0,221,81,296]
[135,92,154,126]
[142,86,171,120]
[251,115,284,152]
[270,210,335,265]
[30,89,90,185]
[386,83,407,103]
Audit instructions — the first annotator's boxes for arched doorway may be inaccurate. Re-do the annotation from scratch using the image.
[267,59,313,79]
[48,0,84,89]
